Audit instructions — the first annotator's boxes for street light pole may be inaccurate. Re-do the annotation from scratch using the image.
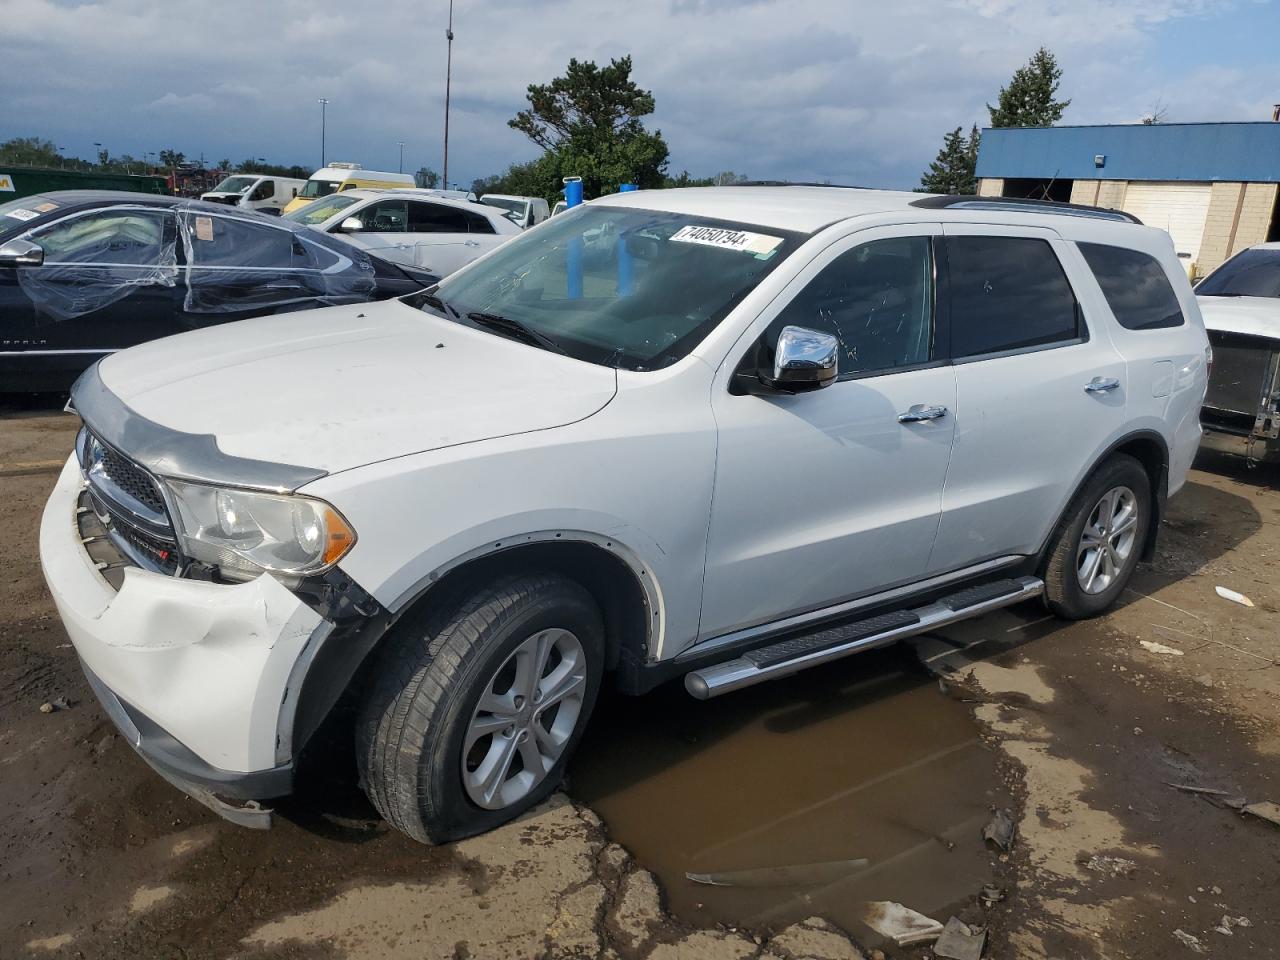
[397,140,405,174]
[318,98,330,167]
[442,0,454,189]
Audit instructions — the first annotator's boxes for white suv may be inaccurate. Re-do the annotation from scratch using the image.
[40,187,1207,842]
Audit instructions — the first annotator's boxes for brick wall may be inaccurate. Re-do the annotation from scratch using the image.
[1196,182,1279,274]
[1068,180,1129,210]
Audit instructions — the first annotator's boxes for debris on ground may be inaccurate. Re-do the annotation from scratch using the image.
[38,696,73,714]
[1212,915,1251,936]
[1214,585,1254,607]
[1173,929,1208,953]
[981,808,1015,851]
[1167,783,1230,797]
[1241,800,1280,827]
[684,858,869,888]
[1140,639,1185,656]
[1084,855,1137,877]
[933,917,986,960]
[858,901,944,946]
[978,885,1005,907]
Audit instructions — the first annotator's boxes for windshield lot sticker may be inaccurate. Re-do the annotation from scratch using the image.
[194,216,214,241]
[670,225,782,258]
[0,174,14,192]
[4,208,39,221]
[33,202,58,213]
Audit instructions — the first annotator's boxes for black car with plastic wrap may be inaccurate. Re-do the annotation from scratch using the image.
[0,191,438,391]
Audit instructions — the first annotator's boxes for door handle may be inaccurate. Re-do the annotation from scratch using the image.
[1084,377,1121,394]
[898,404,948,423]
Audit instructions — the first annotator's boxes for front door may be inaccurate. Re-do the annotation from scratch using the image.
[699,225,957,641]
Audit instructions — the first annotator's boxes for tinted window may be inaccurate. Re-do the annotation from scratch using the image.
[184,214,299,269]
[1079,242,1184,330]
[408,202,470,234]
[464,210,497,235]
[946,236,1081,358]
[1195,248,1280,299]
[765,236,935,376]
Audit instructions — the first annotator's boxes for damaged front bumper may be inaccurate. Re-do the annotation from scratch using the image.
[39,455,328,824]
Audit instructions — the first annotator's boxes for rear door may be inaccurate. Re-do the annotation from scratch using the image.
[406,201,501,276]
[928,225,1128,573]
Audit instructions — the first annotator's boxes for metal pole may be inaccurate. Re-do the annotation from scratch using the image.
[398,140,405,174]
[318,98,329,167]
[443,0,454,188]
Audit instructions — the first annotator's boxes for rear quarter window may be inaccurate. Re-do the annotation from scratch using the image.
[1078,242,1184,330]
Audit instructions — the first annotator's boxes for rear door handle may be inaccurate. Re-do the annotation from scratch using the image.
[898,404,948,423]
[1084,377,1121,394]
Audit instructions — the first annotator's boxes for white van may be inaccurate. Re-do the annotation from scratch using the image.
[479,193,551,229]
[283,163,416,215]
[201,175,305,215]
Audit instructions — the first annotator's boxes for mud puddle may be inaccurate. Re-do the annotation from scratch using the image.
[570,643,1013,937]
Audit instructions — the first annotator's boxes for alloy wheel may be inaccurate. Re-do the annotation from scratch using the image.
[461,627,587,810]
[1076,484,1139,595]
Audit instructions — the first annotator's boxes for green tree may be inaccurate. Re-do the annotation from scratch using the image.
[0,136,62,167]
[919,126,978,194]
[502,56,669,202]
[987,47,1070,128]
[158,148,186,168]
[415,166,441,189]
[97,147,110,167]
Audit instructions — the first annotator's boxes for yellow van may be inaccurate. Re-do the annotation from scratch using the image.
[282,163,417,214]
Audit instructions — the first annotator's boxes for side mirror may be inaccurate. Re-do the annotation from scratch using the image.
[763,325,838,392]
[339,217,364,233]
[0,238,44,267]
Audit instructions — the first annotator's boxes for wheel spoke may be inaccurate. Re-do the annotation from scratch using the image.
[1081,548,1103,592]
[464,714,512,752]
[538,663,585,711]
[518,734,548,778]
[473,733,518,804]
[1110,513,1137,539]
[477,689,516,718]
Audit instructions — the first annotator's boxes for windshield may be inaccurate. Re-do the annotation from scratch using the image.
[212,176,258,194]
[1197,248,1280,299]
[300,179,342,199]
[432,205,804,371]
[480,196,527,224]
[284,193,361,225]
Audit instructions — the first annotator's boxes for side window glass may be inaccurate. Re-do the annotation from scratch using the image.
[1078,242,1184,330]
[251,180,274,201]
[946,236,1081,358]
[764,236,935,377]
[408,202,470,234]
[359,200,408,232]
[184,214,299,269]
[33,210,167,266]
[465,210,497,235]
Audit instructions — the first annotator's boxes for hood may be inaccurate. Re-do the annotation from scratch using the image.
[1197,296,1280,341]
[95,300,617,477]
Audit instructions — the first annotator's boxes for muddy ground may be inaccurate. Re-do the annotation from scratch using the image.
[1,398,1277,960]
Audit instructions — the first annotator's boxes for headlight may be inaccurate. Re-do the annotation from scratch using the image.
[166,480,356,579]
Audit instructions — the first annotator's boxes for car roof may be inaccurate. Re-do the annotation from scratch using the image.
[336,188,499,213]
[594,185,930,233]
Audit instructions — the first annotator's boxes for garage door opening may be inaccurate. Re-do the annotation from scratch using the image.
[1120,182,1212,263]
[1000,178,1074,203]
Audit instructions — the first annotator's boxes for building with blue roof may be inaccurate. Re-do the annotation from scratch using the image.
[974,122,1280,275]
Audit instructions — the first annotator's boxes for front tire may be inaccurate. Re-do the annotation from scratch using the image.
[1043,454,1151,620]
[357,573,604,844]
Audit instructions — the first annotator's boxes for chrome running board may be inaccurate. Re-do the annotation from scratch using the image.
[684,576,1044,699]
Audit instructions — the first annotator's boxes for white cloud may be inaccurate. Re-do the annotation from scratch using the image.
[0,0,1268,187]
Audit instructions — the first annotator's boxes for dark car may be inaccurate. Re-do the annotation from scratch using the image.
[0,191,437,390]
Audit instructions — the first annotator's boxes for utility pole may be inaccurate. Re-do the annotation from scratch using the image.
[442,0,454,189]
[318,98,330,167]
[398,140,406,173]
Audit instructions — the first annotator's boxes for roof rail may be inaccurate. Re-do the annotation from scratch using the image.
[910,194,1142,224]
[734,180,871,190]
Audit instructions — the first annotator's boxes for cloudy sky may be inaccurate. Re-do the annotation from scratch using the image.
[3,0,1276,189]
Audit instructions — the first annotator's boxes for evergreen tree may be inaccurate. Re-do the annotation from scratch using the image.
[987,47,1070,127]
[919,126,977,194]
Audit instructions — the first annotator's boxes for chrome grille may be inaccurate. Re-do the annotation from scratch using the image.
[99,445,167,514]
[77,427,182,579]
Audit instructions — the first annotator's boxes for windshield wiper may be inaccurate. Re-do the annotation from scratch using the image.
[418,289,462,320]
[466,311,567,356]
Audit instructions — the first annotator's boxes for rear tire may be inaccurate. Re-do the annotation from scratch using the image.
[1043,454,1150,620]
[356,573,604,844]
